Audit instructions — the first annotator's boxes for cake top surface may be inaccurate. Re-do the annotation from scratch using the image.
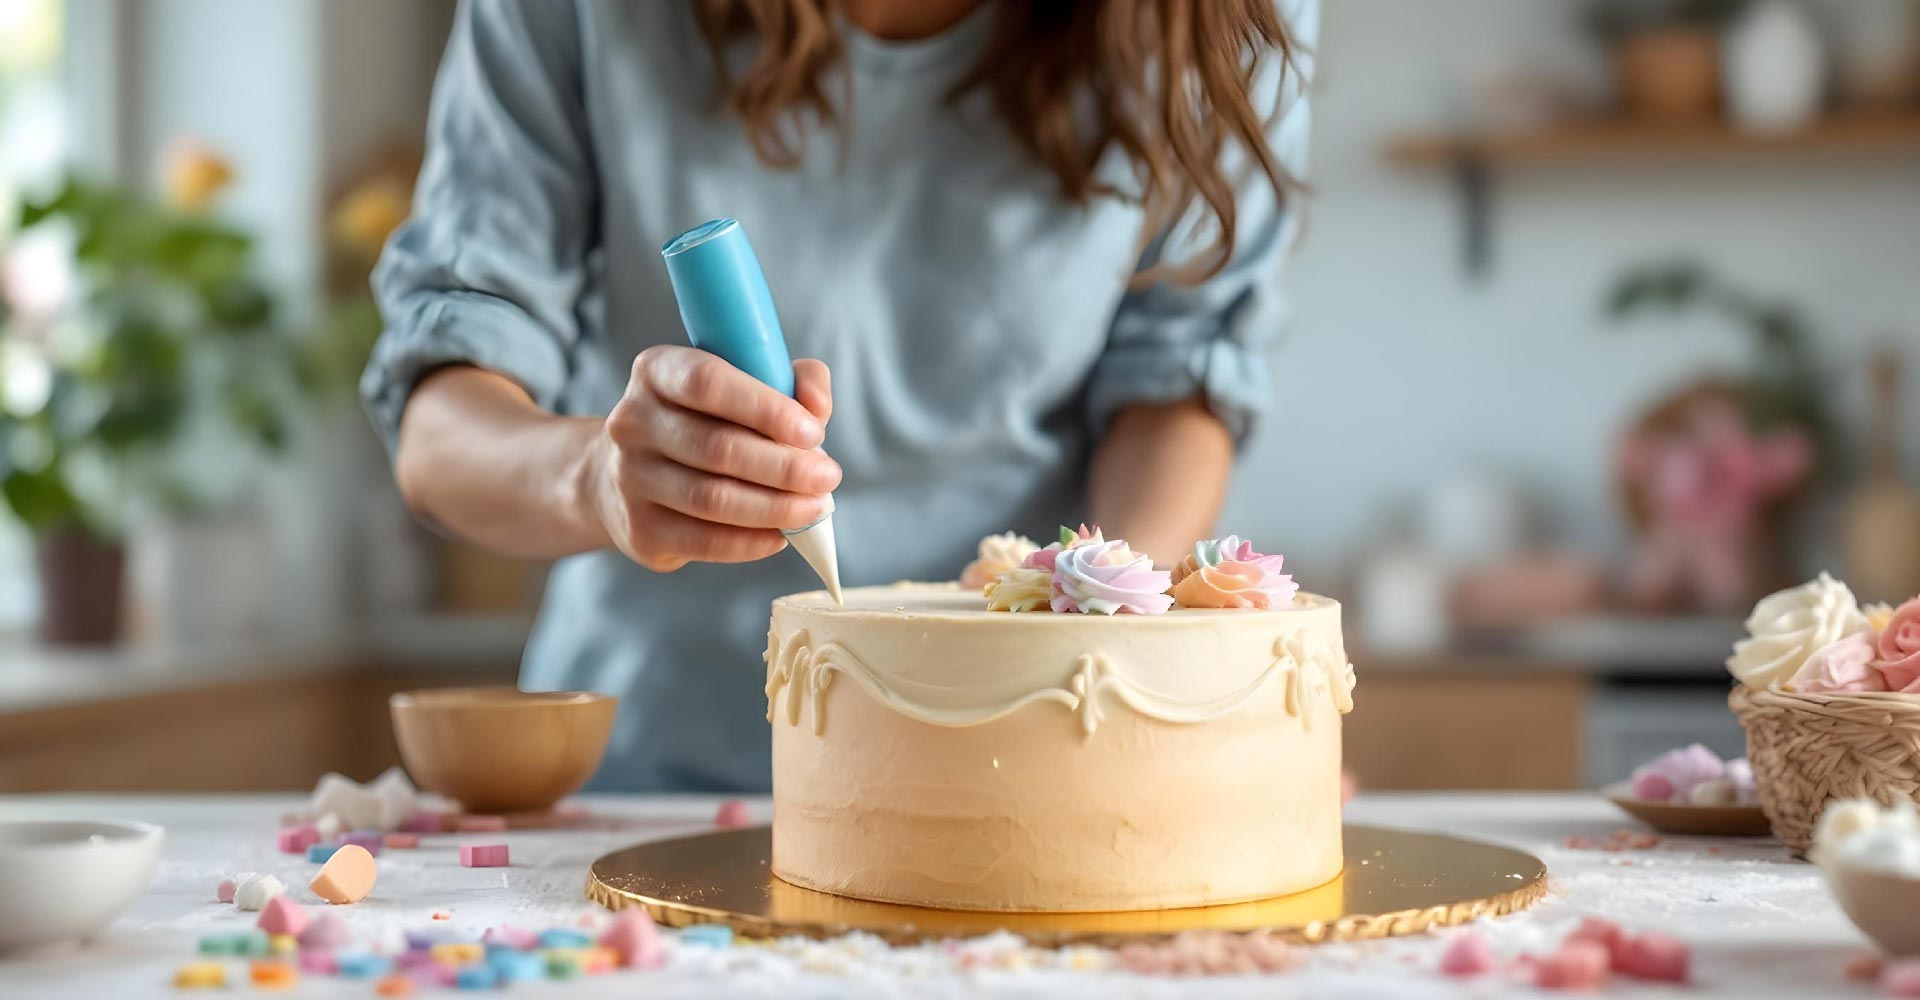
[775,582,1335,622]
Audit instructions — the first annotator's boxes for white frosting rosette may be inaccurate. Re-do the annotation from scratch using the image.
[1727,572,1869,691]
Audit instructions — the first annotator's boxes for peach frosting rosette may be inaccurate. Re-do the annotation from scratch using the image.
[1168,536,1298,610]
[959,532,1039,591]
[1049,538,1173,615]
[1170,535,1290,586]
[1875,597,1920,693]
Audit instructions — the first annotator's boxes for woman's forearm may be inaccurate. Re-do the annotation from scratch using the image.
[1088,398,1235,566]
[395,366,612,559]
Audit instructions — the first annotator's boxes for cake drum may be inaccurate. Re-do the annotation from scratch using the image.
[586,825,1547,947]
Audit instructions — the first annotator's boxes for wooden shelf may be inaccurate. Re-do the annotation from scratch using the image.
[1385,111,1920,168]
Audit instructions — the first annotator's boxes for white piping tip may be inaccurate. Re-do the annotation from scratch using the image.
[782,498,842,605]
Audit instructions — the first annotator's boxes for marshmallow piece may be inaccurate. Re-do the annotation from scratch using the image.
[454,815,507,832]
[298,949,338,975]
[599,909,663,970]
[256,895,309,937]
[233,873,286,911]
[460,843,509,867]
[432,943,485,965]
[715,799,752,829]
[368,767,420,831]
[249,959,297,989]
[335,952,393,978]
[216,878,237,903]
[299,913,353,950]
[338,830,384,856]
[308,843,341,863]
[1688,778,1739,807]
[277,825,321,854]
[384,833,420,849]
[1534,940,1610,991]
[539,928,594,949]
[484,924,541,952]
[1631,772,1676,803]
[172,962,228,989]
[1566,917,1627,967]
[1437,931,1496,977]
[310,844,377,904]
[315,812,344,840]
[1725,757,1756,801]
[374,974,415,997]
[1618,932,1690,983]
[400,811,446,834]
[489,950,547,982]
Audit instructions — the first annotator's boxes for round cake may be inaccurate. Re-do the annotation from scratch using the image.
[764,581,1356,913]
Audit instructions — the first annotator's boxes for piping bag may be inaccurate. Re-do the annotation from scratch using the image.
[661,218,843,603]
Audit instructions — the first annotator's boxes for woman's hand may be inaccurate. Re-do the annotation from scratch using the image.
[582,346,840,573]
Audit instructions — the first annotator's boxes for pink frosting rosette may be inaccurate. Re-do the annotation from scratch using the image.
[1788,630,1887,694]
[1049,538,1173,615]
[1021,524,1104,575]
[1874,597,1920,693]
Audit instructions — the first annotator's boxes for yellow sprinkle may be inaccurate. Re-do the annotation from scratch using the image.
[431,943,485,965]
[172,962,228,988]
[267,934,298,955]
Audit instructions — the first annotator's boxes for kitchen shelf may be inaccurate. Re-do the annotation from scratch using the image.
[1381,111,1920,275]
[1384,111,1920,168]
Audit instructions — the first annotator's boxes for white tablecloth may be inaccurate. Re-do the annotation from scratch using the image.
[0,792,1871,998]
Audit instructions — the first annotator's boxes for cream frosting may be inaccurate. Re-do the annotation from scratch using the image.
[1019,524,1103,574]
[959,532,1039,591]
[1814,798,1920,877]
[1170,560,1288,610]
[1788,630,1886,694]
[1050,539,1174,615]
[983,566,1051,612]
[1171,535,1289,585]
[1727,573,1868,690]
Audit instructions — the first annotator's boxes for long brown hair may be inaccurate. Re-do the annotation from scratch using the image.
[693,0,1299,285]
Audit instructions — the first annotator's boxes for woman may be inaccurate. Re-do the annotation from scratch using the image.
[363,0,1315,791]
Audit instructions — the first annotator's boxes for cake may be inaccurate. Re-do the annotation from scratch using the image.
[764,529,1356,913]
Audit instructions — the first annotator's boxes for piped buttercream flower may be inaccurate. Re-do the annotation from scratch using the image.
[984,567,1052,613]
[1020,524,1105,574]
[1170,560,1298,610]
[1171,535,1290,586]
[1787,630,1887,694]
[1873,597,1920,693]
[1050,538,1173,615]
[960,532,1039,591]
[1726,573,1868,690]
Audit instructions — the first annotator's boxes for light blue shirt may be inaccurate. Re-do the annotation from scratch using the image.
[362,0,1314,791]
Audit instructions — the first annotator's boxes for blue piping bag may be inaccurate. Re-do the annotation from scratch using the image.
[661,218,842,603]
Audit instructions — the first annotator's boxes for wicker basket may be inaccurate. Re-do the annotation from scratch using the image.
[1730,685,1920,851]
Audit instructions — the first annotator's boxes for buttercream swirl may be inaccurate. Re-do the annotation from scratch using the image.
[1050,539,1174,615]
[1171,535,1290,586]
[1021,524,1105,574]
[1727,572,1869,690]
[960,532,1039,591]
[983,567,1052,612]
[1170,560,1296,610]
[1788,629,1886,694]
[1875,597,1920,693]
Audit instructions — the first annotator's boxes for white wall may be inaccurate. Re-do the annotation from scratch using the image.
[1222,0,1920,573]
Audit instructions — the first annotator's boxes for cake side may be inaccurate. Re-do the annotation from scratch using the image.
[766,582,1354,912]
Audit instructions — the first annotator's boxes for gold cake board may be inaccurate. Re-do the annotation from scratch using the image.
[585,824,1547,947]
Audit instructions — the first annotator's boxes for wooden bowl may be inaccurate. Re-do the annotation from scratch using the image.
[1603,783,1774,837]
[390,687,617,814]
[1818,856,1920,956]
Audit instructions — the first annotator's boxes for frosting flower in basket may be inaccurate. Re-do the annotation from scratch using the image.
[1726,573,1869,692]
[1876,597,1920,693]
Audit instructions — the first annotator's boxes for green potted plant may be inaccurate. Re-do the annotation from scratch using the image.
[0,147,307,644]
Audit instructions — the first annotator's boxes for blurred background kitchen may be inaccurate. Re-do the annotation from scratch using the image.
[0,0,1916,795]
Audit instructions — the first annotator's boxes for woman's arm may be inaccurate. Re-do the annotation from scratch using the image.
[1088,398,1233,566]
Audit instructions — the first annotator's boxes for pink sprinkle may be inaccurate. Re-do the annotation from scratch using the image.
[1707,846,1723,855]
[483,925,540,951]
[215,878,236,904]
[383,833,419,849]
[1628,833,1662,850]
[1886,960,1920,998]
[431,910,451,921]
[297,949,336,975]
[1534,940,1610,991]
[1846,951,1885,981]
[1564,835,1595,849]
[453,815,507,832]
[714,799,751,829]
[399,811,446,834]
[256,895,309,937]
[459,844,509,867]
[1618,932,1689,983]
[600,910,663,970]
[1631,772,1676,802]
[1438,931,1496,977]
[277,825,320,854]
[1566,917,1626,966]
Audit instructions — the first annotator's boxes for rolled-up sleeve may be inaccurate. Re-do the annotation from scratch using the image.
[360,0,598,452]
[1084,0,1315,445]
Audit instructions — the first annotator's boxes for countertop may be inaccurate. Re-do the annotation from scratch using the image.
[0,792,1877,998]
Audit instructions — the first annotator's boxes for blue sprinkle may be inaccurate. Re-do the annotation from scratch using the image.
[307,843,341,863]
[488,951,546,982]
[680,925,734,948]
[537,928,593,949]
[455,965,500,990]
[334,953,392,979]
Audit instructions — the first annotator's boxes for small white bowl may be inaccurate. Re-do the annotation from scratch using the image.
[1818,854,1920,957]
[0,820,163,954]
